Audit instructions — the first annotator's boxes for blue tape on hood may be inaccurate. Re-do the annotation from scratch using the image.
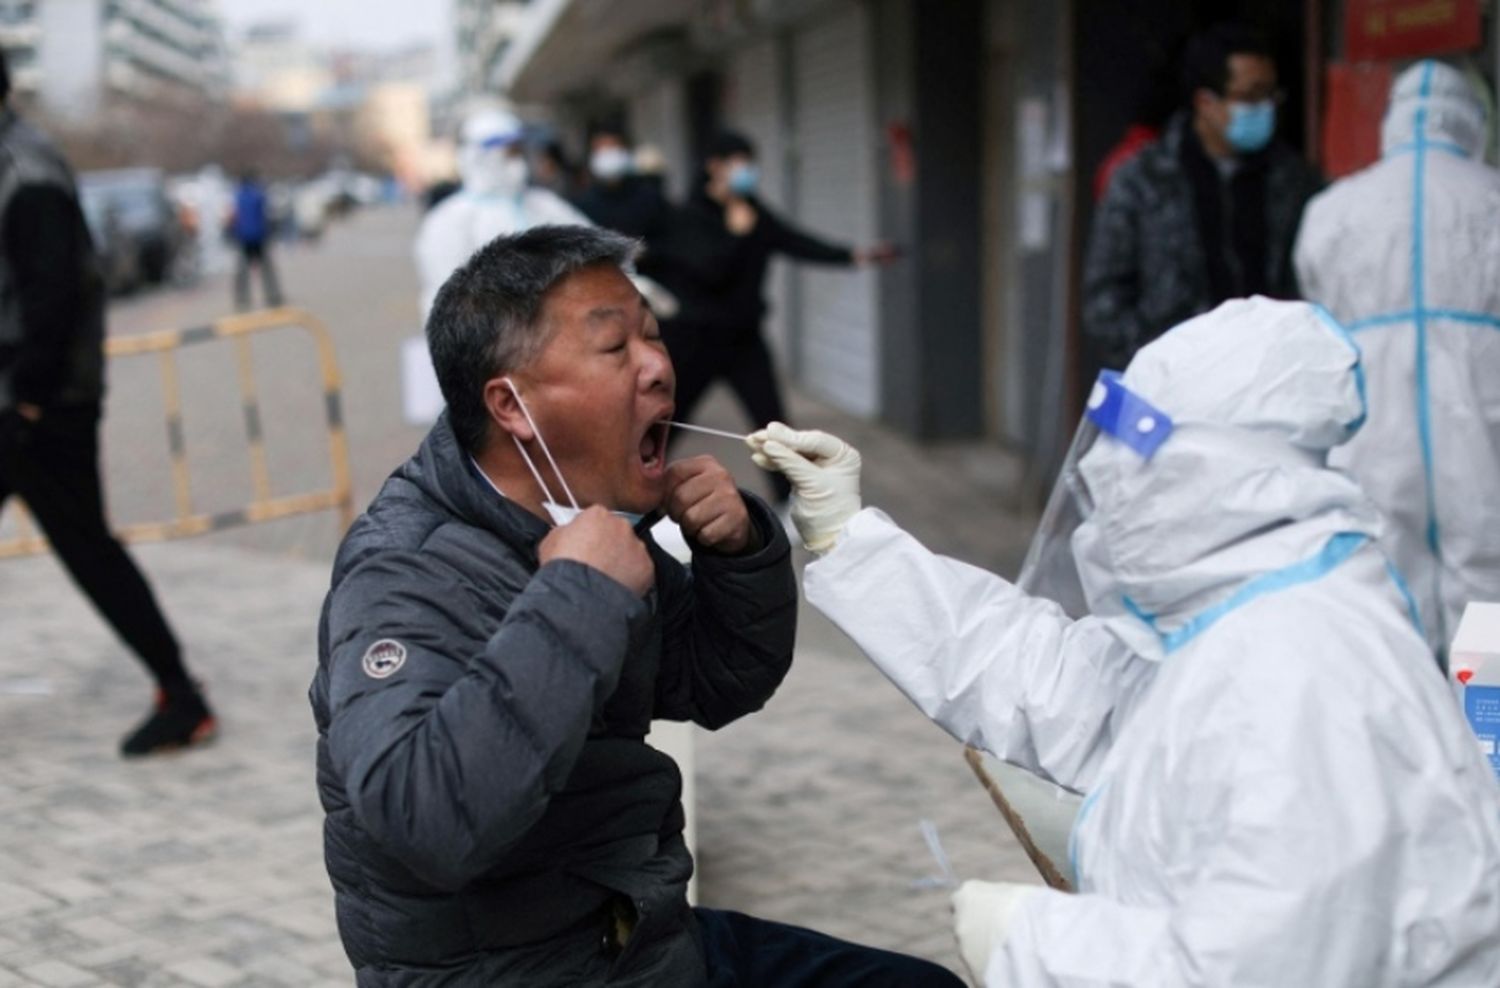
[1086,371,1175,460]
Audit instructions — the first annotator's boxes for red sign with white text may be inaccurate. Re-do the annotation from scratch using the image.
[1345,0,1482,62]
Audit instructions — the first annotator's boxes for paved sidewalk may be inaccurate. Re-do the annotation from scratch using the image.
[1,210,1049,984]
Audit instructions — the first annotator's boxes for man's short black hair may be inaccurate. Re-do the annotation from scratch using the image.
[588,119,631,146]
[0,47,10,104]
[427,225,641,453]
[707,130,756,160]
[1183,22,1273,103]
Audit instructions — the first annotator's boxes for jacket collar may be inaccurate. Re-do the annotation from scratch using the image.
[402,413,553,562]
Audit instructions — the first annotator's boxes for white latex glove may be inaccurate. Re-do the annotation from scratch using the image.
[952,880,1037,986]
[745,422,862,553]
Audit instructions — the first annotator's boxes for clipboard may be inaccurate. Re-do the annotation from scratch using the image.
[964,746,1081,891]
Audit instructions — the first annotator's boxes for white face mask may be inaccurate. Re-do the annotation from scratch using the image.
[467,151,529,198]
[589,146,633,182]
[502,379,645,528]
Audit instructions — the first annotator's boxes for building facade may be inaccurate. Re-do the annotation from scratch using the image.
[493,0,1498,495]
[453,0,528,98]
[0,0,228,120]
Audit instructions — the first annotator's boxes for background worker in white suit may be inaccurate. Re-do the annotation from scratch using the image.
[415,108,590,320]
[1294,59,1500,654]
[752,298,1500,986]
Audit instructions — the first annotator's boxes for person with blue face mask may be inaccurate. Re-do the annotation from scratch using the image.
[1083,22,1322,371]
[648,130,897,515]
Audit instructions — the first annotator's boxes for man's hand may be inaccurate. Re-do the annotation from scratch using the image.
[853,242,901,266]
[724,198,758,236]
[746,423,862,553]
[538,506,654,597]
[664,456,757,555]
[16,403,41,423]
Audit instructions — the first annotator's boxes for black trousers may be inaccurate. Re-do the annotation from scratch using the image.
[234,240,284,311]
[696,908,965,987]
[0,405,186,689]
[663,320,791,502]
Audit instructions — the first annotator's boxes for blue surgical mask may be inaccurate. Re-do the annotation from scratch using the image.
[1224,100,1276,154]
[727,163,760,196]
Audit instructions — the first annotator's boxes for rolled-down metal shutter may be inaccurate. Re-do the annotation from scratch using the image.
[791,6,879,418]
[723,37,793,357]
[628,80,691,202]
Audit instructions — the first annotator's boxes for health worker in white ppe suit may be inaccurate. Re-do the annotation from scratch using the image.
[415,109,590,319]
[750,297,1500,987]
[1294,59,1500,654]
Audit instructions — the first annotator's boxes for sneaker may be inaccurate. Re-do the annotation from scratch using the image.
[120,682,217,757]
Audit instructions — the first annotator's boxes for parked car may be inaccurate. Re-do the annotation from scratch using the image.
[78,184,143,295]
[78,168,185,286]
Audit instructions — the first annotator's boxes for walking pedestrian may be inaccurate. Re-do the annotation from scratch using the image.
[229,168,284,311]
[0,49,215,756]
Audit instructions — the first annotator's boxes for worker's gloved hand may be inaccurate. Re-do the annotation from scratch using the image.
[745,422,862,553]
[952,880,1037,985]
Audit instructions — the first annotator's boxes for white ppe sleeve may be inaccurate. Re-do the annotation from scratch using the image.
[803,508,1154,792]
[414,199,474,321]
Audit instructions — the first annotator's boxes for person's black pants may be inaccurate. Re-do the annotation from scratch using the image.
[663,321,792,502]
[695,908,965,987]
[0,405,187,689]
[234,240,284,311]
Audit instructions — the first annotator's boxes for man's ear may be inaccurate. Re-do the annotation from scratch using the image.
[483,376,534,443]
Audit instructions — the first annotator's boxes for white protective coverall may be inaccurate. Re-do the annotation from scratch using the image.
[1294,60,1500,651]
[803,298,1500,986]
[415,109,590,319]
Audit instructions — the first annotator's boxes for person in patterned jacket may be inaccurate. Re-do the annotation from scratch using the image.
[1082,22,1321,369]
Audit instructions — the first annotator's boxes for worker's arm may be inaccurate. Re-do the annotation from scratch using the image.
[804,508,1153,793]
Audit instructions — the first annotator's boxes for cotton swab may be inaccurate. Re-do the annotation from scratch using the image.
[667,421,749,442]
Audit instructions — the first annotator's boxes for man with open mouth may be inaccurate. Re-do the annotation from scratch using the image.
[310,225,962,986]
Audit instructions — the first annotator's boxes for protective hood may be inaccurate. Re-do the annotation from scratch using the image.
[1071,297,1383,660]
[1381,60,1488,159]
[458,109,526,196]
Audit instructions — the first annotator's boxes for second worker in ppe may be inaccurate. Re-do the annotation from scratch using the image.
[1294,59,1500,653]
[751,297,1500,987]
[414,108,590,320]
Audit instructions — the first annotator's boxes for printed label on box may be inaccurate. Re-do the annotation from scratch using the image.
[1464,685,1500,779]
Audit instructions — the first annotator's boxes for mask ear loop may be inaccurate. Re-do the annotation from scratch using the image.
[503,378,580,511]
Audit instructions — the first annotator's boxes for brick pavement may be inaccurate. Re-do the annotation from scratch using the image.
[1,207,1049,984]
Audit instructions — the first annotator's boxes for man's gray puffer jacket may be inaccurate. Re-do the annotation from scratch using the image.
[310,414,797,985]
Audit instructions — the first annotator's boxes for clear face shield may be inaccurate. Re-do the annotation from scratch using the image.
[1016,371,1174,619]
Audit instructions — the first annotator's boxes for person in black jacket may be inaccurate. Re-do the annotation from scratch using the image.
[311,225,962,986]
[0,51,214,757]
[1082,23,1322,370]
[654,131,895,505]
[571,122,672,244]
